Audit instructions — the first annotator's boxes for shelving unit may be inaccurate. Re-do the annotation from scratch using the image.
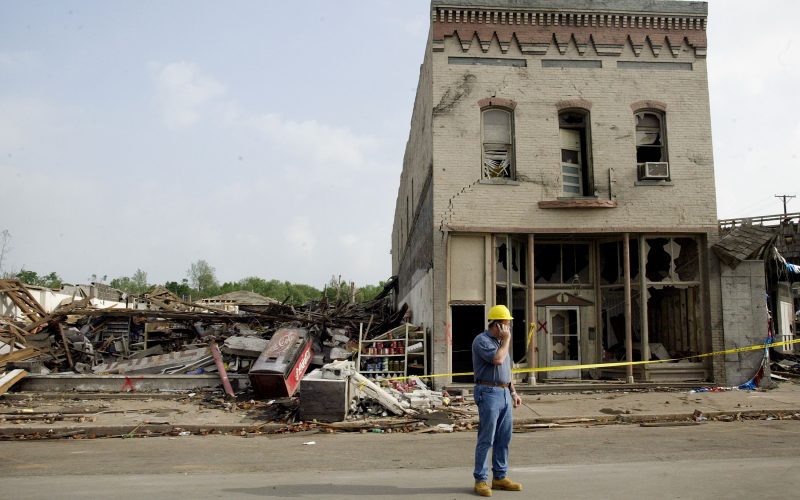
[357,323,427,380]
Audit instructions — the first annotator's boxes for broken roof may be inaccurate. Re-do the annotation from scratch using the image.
[712,225,777,269]
[199,290,278,305]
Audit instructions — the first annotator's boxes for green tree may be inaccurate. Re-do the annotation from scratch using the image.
[15,270,63,288]
[165,279,192,299]
[187,260,219,297]
[16,270,38,285]
[355,281,386,302]
[110,269,150,295]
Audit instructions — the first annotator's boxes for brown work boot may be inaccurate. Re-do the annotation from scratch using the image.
[492,477,523,491]
[474,481,492,497]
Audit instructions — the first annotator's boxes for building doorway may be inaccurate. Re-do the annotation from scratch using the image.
[546,306,580,378]
[451,304,485,383]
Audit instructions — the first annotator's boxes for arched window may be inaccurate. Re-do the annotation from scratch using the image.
[481,108,514,179]
[635,111,667,163]
[635,110,669,180]
[559,110,593,196]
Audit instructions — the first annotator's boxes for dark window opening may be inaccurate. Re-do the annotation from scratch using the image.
[599,240,640,285]
[599,242,620,285]
[535,243,591,284]
[563,244,590,285]
[534,244,562,284]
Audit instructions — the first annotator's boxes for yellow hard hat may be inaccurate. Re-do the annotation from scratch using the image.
[487,304,513,321]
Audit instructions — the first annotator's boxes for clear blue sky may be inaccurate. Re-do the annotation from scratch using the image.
[0,1,797,288]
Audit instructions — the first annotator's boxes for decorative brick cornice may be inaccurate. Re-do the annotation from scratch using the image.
[478,97,517,109]
[631,100,667,112]
[556,98,592,111]
[431,7,706,58]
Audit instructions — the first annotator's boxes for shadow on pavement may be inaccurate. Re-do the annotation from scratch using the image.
[224,483,466,497]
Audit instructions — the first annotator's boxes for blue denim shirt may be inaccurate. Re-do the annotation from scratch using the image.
[472,330,511,384]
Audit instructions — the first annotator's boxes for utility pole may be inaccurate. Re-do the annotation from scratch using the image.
[775,194,795,217]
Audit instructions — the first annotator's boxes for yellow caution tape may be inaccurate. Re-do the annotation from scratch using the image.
[378,337,800,382]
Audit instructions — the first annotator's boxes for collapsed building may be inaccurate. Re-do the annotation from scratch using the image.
[391,0,794,387]
[0,279,404,386]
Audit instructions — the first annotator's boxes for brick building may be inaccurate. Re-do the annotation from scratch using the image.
[391,0,740,386]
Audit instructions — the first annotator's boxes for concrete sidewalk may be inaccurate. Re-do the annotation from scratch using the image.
[509,381,800,424]
[1,381,799,439]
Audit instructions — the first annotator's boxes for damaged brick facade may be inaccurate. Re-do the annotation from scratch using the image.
[392,0,729,386]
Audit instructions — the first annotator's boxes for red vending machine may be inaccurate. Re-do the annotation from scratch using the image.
[249,327,314,397]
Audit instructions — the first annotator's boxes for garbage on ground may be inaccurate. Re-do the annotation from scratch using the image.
[0,278,404,388]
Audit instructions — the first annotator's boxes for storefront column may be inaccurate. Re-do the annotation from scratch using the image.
[624,233,634,383]
[639,236,650,380]
[527,234,536,385]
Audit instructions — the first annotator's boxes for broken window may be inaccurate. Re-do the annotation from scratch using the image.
[482,108,514,179]
[559,110,593,196]
[636,110,667,163]
[495,235,528,363]
[599,240,640,285]
[674,237,699,281]
[645,238,671,282]
[496,236,527,286]
[534,243,590,284]
[645,237,700,283]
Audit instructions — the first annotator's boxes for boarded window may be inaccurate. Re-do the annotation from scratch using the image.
[450,235,486,301]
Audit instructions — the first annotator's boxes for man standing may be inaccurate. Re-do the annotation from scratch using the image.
[471,304,523,497]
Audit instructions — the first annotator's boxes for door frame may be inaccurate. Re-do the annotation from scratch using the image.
[546,305,581,379]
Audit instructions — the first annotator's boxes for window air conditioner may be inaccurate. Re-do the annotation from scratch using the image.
[638,162,670,180]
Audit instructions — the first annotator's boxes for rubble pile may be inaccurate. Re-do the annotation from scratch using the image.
[771,351,800,379]
[0,278,402,382]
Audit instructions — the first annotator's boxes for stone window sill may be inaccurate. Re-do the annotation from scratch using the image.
[539,198,617,209]
[635,180,674,186]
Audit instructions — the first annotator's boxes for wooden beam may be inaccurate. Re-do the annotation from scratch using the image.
[0,348,38,369]
[0,369,28,396]
[639,236,650,381]
[527,233,537,385]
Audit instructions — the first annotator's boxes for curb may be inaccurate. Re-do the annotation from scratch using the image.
[0,422,287,439]
[2,408,799,440]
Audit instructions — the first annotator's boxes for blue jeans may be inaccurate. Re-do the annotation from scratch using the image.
[473,385,513,482]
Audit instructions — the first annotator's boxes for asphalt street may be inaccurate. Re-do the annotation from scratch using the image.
[1,420,798,499]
